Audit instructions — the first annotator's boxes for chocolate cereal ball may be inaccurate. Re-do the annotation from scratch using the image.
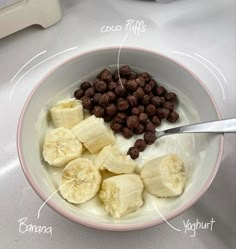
[127,115,139,129]
[156,86,166,96]
[120,65,131,77]
[110,122,122,133]
[93,93,102,104]
[134,87,145,99]
[145,122,156,132]
[108,81,117,91]
[80,81,92,91]
[106,104,117,116]
[95,80,107,93]
[139,112,148,123]
[134,139,146,152]
[156,108,170,119]
[99,93,110,106]
[74,88,84,99]
[146,104,156,116]
[151,96,162,107]
[129,72,137,80]
[134,124,145,134]
[151,115,161,126]
[114,112,127,124]
[138,105,145,113]
[126,80,138,91]
[144,84,152,93]
[99,69,112,82]
[131,107,140,116]
[115,85,126,97]
[127,95,138,107]
[140,72,151,82]
[144,131,156,145]
[163,101,174,111]
[85,87,95,98]
[92,78,100,88]
[117,98,129,111]
[107,91,116,101]
[127,147,139,160]
[167,111,179,123]
[142,95,150,105]
[165,92,177,103]
[148,79,157,90]
[122,127,133,139]
[136,76,145,87]
[81,96,93,110]
[92,106,104,118]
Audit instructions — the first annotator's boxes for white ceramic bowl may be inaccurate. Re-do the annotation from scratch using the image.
[17,47,224,231]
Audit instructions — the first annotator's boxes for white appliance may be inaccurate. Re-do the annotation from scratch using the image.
[0,0,62,39]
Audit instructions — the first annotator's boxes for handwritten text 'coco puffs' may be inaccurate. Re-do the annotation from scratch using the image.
[101,19,146,36]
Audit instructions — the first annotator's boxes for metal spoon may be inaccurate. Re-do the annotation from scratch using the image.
[156,118,236,139]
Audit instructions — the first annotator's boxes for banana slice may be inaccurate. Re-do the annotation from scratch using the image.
[59,158,102,204]
[95,145,136,174]
[140,154,186,197]
[72,115,115,154]
[50,98,84,128]
[43,127,83,167]
[99,174,144,218]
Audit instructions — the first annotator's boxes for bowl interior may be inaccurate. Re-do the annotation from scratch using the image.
[18,48,223,231]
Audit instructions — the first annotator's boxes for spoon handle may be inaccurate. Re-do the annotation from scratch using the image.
[164,118,236,135]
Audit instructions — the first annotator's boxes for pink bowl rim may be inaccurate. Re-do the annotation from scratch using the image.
[17,46,224,231]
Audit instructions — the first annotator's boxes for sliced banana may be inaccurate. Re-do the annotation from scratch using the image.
[72,115,115,154]
[43,127,83,167]
[50,98,84,128]
[95,145,136,174]
[140,154,186,197]
[99,174,144,218]
[59,158,102,204]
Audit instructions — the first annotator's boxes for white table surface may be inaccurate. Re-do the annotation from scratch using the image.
[0,0,235,248]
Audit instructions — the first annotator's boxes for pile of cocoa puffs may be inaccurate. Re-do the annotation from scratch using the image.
[74,65,179,159]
